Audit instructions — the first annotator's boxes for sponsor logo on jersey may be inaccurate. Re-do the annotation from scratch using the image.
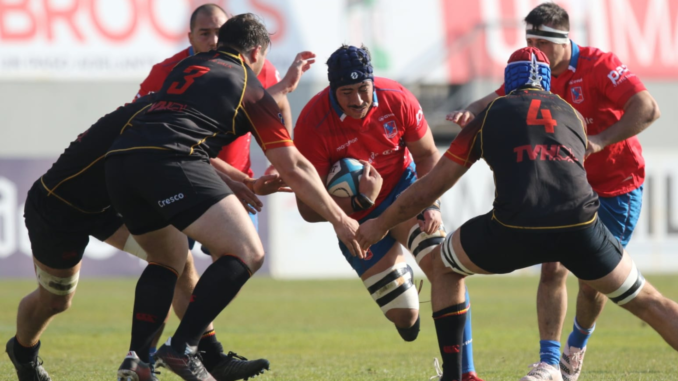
[514,144,579,163]
[158,193,185,207]
[571,86,584,104]
[607,65,629,86]
[383,120,398,138]
[336,137,358,151]
[568,78,583,85]
[378,113,395,121]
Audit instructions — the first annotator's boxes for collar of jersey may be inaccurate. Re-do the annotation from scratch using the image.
[567,40,580,72]
[188,46,195,56]
[329,88,379,121]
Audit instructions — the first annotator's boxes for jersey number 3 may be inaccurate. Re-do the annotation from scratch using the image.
[167,66,211,95]
[526,99,557,134]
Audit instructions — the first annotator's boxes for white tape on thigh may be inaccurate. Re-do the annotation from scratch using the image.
[363,262,419,313]
[440,234,475,276]
[124,234,148,261]
[407,224,446,264]
[36,266,79,296]
[606,262,646,306]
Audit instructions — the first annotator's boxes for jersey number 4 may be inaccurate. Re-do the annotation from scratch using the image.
[167,66,211,95]
[526,99,557,133]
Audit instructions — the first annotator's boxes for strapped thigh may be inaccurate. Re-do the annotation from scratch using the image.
[363,262,419,313]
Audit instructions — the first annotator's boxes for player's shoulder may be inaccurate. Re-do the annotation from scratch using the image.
[578,45,620,69]
[296,87,332,130]
[373,77,408,97]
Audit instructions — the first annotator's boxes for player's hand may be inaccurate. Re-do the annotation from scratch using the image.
[226,178,262,214]
[585,135,605,157]
[418,208,442,235]
[247,175,292,196]
[281,51,316,94]
[333,215,366,258]
[446,110,475,128]
[356,218,389,250]
[358,160,383,202]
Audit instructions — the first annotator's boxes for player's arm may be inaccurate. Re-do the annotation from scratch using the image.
[357,158,468,248]
[266,146,364,257]
[408,128,440,177]
[134,64,164,101]
[447,91,499,127]
[586,90,660,155]
[296,161,382,222]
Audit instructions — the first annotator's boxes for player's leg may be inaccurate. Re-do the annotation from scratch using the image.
[430,225,494,381]
[391,218,483,380]
[535,262,568,370]
[359,243,420,339]
[578,252,678,350]
[194,211,268,378]
[154,195,269,381]
[560,186,643,381]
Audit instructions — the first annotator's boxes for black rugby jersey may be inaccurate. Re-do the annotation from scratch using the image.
[445,87,599,229]
[39,99,153,214]
[107,48,293,158]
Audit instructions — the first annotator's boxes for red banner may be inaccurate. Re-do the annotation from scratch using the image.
[442,0,678,83]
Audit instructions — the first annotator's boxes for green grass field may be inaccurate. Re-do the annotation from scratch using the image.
[1,275,677,381]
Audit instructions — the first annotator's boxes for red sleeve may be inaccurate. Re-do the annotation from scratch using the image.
[257,60,281,89]
[399,87,429,142]
[293,111,331,177]
[135,64,167,101]
[444,112,484,167]
[242,76,292,152]
[496,83,506,96]
[595,53,646,107]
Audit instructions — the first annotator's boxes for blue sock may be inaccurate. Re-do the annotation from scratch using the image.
[461,287,475,374]
[539,340,561,366]
[567,318,595,349]
[149,347,157,366]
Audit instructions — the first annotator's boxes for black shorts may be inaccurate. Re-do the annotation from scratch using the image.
[105,151,232,235]
[459,212,623,280]
[24,182,123,269]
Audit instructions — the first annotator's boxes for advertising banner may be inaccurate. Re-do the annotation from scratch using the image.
[2,0,676,83]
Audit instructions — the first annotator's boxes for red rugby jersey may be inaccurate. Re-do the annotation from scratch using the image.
[136,47,281,178]
[496,42,647,197]
[294,77,428,220]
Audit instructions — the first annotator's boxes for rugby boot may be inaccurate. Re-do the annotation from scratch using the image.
[208,351,270,381]
[462,371,485,381]
[117,351,158,381]
[559,346,586,381]
[154,340,216,381]
[5,337,52,381]
[520,362,563,381]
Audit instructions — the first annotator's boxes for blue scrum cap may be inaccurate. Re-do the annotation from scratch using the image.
[504,47,551,93]
[327,45,374,90]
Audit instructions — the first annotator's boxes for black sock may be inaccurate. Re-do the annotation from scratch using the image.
[432,302,468,381]
[13,338,40,364]
[198,330,225,371]
[129,263,177,362]
[172,255,251,353]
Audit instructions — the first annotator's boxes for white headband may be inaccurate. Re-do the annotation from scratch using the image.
[526,23,569,44]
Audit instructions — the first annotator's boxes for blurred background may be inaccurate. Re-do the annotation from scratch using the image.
[0,0,677,279]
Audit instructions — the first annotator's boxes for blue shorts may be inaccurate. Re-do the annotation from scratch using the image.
[597,185,643,248]
[188,211,258,253]
[339,163,417,276]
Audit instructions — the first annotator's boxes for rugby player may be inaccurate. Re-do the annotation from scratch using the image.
[135,3,314,363]
[106,14,364,381]
[356,47,678,381]
[4,98,284,381]
[293,45,483,381]
[447,4,660,379]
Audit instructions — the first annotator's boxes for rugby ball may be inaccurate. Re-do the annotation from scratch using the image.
[326,158,364,197]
